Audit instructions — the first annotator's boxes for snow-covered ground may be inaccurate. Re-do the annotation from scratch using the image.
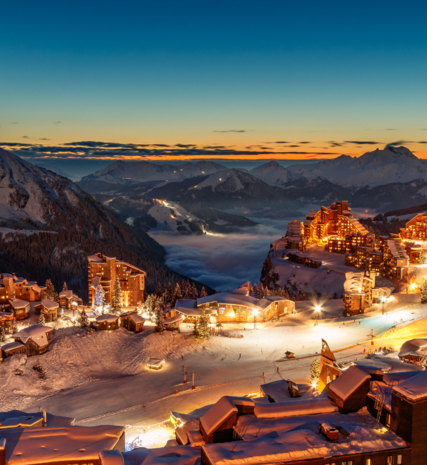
[1,292,426,451]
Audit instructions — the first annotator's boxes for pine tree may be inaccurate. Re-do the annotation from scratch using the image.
[310,357,320,385]
[145,295,154,317]
[80,309,89,328]
[93,284,105,313]
[166,282,174,304]
[173,283,183,307]
[200,286,208,298]
[418,250,426,265]
[197,308,209,340]
[421,280,427,304]
[260,254,279,289]
[155,298,166,332]
[45,279,56,301]
[38,313,46,325]
[63,282,68,291]
[155,282,163,298]
[191,282,198,300]
[112,277,123,310]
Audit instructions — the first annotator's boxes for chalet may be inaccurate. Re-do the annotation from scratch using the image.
[34,299,59,322]
[91,314,120,331]
[192,289,295,324]
[10,325,54,356]
[8,299,30,320]
[1,341,26,358]
[398,339,427,366]
[0,311,14,333]
[120,311,144,332]
[164,308,182,330]
[59,290,83,310]
[88,253,146,308]
[327,365,371,413]
[0,273,45,303]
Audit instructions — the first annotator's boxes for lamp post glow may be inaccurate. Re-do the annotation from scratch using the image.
[381,296,386,315]
[314,305,321,326]
[252,309,259,329]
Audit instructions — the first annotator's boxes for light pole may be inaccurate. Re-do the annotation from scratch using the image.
[381,297,386,315]
[252,309,259,330]
[314,305,321,325]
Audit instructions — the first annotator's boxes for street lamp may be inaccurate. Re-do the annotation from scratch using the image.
[314,305,321,325]
[252,309,259,330]
[381,297,386,315]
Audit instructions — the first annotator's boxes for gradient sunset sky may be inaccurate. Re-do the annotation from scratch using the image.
[1,0,427,161]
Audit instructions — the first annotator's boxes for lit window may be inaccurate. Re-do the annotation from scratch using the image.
[396,455,402,465]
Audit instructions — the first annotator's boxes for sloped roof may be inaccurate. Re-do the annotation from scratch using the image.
[392,371,427,401]
[96,314,119,323]
[13,325,53,345]
[38,299,59,310]
[129,314,144,324]
[328,365,370,400]
[9,299,30,309]
[254,397,337,419]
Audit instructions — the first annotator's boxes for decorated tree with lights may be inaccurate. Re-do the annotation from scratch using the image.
[421,279,427,304]
[197,308,209,340]
[112,277,123,311]
[93,284,105,314]
[155,298,166,332]
[38,313,46,325]
[45,279,56,301]
[200,286,207,298]
[80,309,89,328]
[310,356,320,386]
[418,249,426,265]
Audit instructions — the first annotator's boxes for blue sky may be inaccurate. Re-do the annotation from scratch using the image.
[1,0,427,160]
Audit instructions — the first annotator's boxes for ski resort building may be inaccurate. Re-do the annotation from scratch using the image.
[1,325,54,357]
[342,271,378,316]
[0,273,45,303]
[400,213,427,241]
[88,253,146,308]
[176,288,295,323]
[34,299,59,322]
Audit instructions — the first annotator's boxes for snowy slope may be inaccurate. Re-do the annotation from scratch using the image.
[81,160,226,185]
[287,146,427,188]
[250,161,293,187]
[194,169,250,192]
[147,200,203,234]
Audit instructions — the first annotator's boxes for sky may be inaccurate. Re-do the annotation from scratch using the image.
[1,0,427,162]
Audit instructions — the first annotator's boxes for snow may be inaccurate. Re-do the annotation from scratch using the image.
[96,314,120,323]
[148,200,202,234]
[1,425,124,465]
[9,299,30,310]
[194,170,246,192]
[204,408,406,465]
[38,299,59,310]
[392,371,427,400]
[99,450,125,465]
[398,338,427,358]
[254,398,337,419]
[383,371,421,386]
[130,445,201,465]
[328,366,370,400]
[187,430,205,447]
[13,325,53,344]
[199,397,238,435]
[249,162,292,188]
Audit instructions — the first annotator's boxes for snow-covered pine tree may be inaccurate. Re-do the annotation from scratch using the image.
[155,298,166,332]
[418,249,426,265]
[200,286,208,298]
[80,309,89,328]
[197,308,209,340]
[252,283,258,297]
[45,279,56,301]
[145,295,154,318]
[421,280,427,304]
[112,277,123,310]
[173,283,183,306]
[63,282,68,291]
[309,356,320,385]
[38,313,46,325]
[260,254,279,289]
[166,282,174,304]
[93,284,105,313]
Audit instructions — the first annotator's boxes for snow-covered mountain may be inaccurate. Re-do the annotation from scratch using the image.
[249,161,293,187]
[0,148,213,296]
[287,146,427,188]
[80,160,227,186]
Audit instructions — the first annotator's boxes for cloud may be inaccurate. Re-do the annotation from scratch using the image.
[0,142,35,147]
[39,138,50,141]
[385,128,397,131]
[384,140,413,148]
[22,136,29,139]
[344,141,381,145]
[328,141,344,147]
[418,141,427,144]
[213,130,247,133]
[11,122,18,124]
[298,141,311,144]
[55,121,61,124]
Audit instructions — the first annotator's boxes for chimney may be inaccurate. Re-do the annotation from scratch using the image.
[0,438,6,465]
[42,410,47,426]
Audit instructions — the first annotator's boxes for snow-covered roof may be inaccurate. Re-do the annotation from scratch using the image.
[0,425,124,465]
[0,414,43,429]
[328,365,370,400]
[254,397,337,419]
[9,299,30,309]
[59,290,73,298]
[37,298,59,310]
[123,445,200,465]
[383,371,421,386]
[398,338,427,358]
[0,410,74,428]
[206,409,406,465]
[392,371,427,401]
[1,341,24,353]
[200,397,254,436]
[96,314,119,323]
[197,290,286,311]
[165,314,183,325]
[260,379,291,401]
[129,314,144,324]
[13,325,53,345]
[99,450,125,465]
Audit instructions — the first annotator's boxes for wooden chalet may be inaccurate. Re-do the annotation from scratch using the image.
[9,325,54,357]
[59,290,83,310]
[327,365,371,413]
[0,273,46,303]
[0,311,14,333]
[34,299,59,322]
[91,314,120,331]
[398,339,427,366]
[1,341,26,359]
[120,311,144,332]
[199,397,255,444]
[164,308,182,330]
[8,299,30,320]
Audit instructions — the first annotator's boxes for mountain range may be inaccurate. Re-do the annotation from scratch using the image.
[0,148,213,299]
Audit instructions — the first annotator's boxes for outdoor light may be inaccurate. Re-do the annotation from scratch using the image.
[314,305,322,312]
[252,308,259,329]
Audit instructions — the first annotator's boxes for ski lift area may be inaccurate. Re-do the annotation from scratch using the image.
[147,358,166,370]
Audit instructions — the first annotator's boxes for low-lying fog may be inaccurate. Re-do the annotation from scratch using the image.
[149,218,292,292]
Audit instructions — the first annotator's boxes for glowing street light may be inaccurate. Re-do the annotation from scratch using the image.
[314,305,322,326]
[252,309,259,330]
